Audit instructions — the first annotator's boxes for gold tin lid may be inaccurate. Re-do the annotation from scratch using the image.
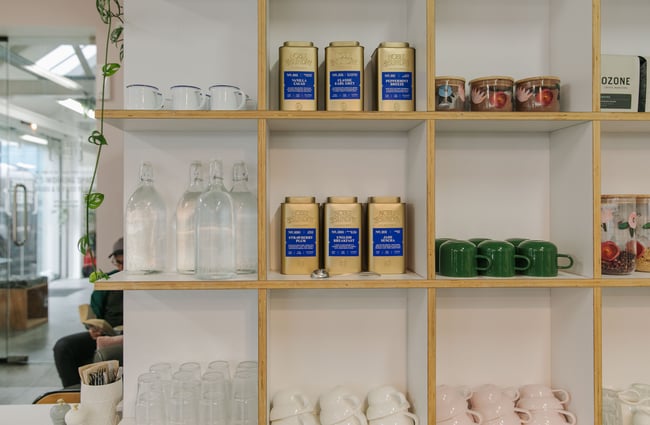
[326,196,358,203]
[469,75,515,85]
[328,41,360,47]
[283,41,314,47]
[515,76,561,85]
[436,76,466,83]
[369,196,401,203]
[285,196,316,203]
[378,41,410,48]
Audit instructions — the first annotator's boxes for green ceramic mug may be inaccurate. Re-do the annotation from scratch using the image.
[468,237,490,246]
[505,237,529,247]
[478,240,531,277]
[435,238,455,273]
[439,240,491,277]
[516,240,574,277]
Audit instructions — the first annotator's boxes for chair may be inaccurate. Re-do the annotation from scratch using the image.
[33,388,81,404]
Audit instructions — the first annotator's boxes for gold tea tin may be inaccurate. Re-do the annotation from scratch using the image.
[367,196,405,274]
[324,196,362,275]
[325,41,364,111]
[371,42,415,111]
[281,196,320,274]
[279,41,318,111]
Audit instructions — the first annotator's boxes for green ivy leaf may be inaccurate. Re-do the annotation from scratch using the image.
[88,130,108,146]
[618,221,630,230]
[643,223,650,229]
[102,63,121,77]
[110,27,123,44]
[85,193,105,210]
[89,270,110,283]
[77,235,90,255]
[96,0,111,24]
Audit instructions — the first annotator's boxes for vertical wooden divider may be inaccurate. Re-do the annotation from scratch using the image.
[427,0,436,112]
[592,0,601,112]
[258,0,268,110]
[258,119,268,281]
[593,287,602,425]
[258,288,268,425]
[428,288,437,425]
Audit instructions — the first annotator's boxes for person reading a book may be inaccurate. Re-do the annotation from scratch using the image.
[53,238,124,388]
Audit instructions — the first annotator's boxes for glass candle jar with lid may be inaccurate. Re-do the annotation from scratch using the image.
[635,195,650,272]
[601,194,637,275]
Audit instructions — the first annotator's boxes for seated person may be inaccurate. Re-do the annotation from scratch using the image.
[53,238,123,388]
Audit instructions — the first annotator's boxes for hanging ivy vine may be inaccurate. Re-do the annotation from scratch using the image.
[78,0,124,283]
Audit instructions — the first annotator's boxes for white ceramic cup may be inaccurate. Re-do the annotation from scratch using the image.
[367,402,410,421]
[369,411,419,425]
[482,412,524,425]
[518,385,570,404]
[209,84,247,110]
[471,385,519,409]
[368,386,409,407]
[171,84,207,110]
[126,84,164,109]
[528,410,576,425]
[437,412,480,425]
[271,389,315,421]
[517,396,564,411]
[326,412,368,425]
[272,412,320,425]
[475,404,531,423]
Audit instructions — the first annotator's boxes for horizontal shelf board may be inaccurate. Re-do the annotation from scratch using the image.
[102,110,618,133]
[601,115,650,133]
[600,272,650,286]
[434,271,592,288]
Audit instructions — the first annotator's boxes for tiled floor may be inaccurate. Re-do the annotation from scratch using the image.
[0,278,93,404]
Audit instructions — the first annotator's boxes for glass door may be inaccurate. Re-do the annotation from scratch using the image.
[0,34,96,364]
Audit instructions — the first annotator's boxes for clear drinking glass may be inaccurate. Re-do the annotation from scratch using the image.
[195,159,236,279]
[136,372,167,425]
[231,369,258,425]
[176,161,205,274]
[200,371,230,425]
[230,160,257,274]
[179,361,202,381]
[169,371,201,425]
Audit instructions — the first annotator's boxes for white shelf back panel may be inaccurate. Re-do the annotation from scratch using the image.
[268,0,427,110]
[435,133,550,240]
[268,289,415,408]
[124,0,258,100]
[601,135,650,194]
[123,132,258,271]
[267,131,426,273]
[436,288,551,386]
[123,290,259,418]
[602,288,650,389]
[602,0,650,56]
[436,0,593,111]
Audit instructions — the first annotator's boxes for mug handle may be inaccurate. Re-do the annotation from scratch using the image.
[558,409,577,425]
[514,254,531,271]
[403,411,419,425]
[353,412,368,425]
[155,91,164,109]
[556,254,574,270]
[514,407,532,423]
[552,389,571,404]
[235,90,247,110]
[466,409,483,425]
[198,91,208,110]
[475,254,492,272]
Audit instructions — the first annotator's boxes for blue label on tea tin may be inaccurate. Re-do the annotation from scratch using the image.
[372,228,403,256]
[381,72,412,100]
[328,228,360,257]
[329,71,361,99]
[286,228,316,257]
[284,72,315,100]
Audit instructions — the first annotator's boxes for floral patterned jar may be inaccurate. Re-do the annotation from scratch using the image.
[514,76,560,112]
[435,76,466,111]
[635,195,650,272]
[601,194,637,275]
[469,76,514,112]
